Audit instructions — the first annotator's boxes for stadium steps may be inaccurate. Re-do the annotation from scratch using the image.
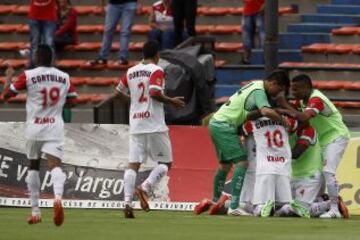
[301,43,360,63]
[331,26,360,44]
[287,23,352,33]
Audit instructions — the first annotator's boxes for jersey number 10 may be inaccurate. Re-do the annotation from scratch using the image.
[264,129,284,148]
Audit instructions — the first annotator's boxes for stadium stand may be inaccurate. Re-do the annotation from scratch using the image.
[0,0,359,123]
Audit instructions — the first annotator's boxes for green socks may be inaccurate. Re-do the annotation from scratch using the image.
[230,166,247,209]
[213,169,228,202]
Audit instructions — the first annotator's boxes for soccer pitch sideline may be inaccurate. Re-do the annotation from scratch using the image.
[0,208,359,240]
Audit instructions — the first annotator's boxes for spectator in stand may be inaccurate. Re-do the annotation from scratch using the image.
[54,0,78,51]
[148,0,175,50]
[88,0,142,66]
[171,0,197,46]
[28,0,58,68]
[241,0,265,64]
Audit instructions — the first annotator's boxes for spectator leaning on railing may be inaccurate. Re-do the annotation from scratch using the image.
[87,0,142,66]
[28,0,58,68]
[148,0,175,50]
[54,0,78,51]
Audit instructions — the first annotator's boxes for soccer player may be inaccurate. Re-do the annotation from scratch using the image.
[202,70,290,215]
[273,119,323,217]
[2,44,77,226]
[115,40,185,218]
[290,74,350,218]
[249,117,306,217]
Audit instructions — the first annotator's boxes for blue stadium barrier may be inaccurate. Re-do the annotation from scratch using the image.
[332,0,360,5]
[287,23,349,33]
[279,33,330,49]
[317,4,360,14]
[251,49,302,65]
[215,67,264,85]
[302,14,360,24]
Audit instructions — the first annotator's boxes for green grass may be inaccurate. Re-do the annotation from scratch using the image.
[0,208,360,240]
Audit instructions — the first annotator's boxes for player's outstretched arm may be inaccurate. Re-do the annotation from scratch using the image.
[150,90,185,108]
[3,66,19,100]
[246,109,262,121]
[260,107,288,126]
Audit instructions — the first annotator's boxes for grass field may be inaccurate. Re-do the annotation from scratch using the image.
[0,208,359,240]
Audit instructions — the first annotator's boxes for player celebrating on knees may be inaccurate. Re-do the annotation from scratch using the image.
[249,117,308,218]
[290,74,350,218]
[115,40,185,219]
[195,70,290,215]
[3,44,77,226]
[274,118,323,217]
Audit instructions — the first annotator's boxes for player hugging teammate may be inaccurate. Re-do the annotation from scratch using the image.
[195,70,349,219]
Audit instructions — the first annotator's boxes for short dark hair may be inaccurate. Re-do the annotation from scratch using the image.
[36,44,53,67]
[143,40,159,59]
[292,74,313,89]
[265,69,290,88]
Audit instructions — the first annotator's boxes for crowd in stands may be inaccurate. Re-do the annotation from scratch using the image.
[21,0,265,68]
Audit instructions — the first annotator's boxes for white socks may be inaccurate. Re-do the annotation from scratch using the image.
[141,164,168,194]
[50,167,66,199]
[26,170,41,216]
[124,169,137,205]
[310,200,331,217]
[323,172,339,211]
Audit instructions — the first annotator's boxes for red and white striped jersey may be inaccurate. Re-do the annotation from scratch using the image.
[116,62,168,134]
[9,67,77,140]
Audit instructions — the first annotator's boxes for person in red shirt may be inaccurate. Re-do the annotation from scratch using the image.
[28,0,58,68]
[241,0,265,64]
[54,0,78,51]
[148,0,174,50]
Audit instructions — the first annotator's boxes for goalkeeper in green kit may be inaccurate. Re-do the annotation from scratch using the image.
[194,70,290,215]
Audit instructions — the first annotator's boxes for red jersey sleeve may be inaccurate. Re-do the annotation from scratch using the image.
[286,117,298,133]
[149,69,164,91]
[11,72,27,92]
[67,82,78,98]
[305,97,325,117]
[242,121,253,136]
[297,125,317,146]
[149,69,164,97]
[116,74,129,93]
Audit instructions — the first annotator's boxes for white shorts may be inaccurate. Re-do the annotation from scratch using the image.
[129,132,172,164]
[291,170,322,205]
[253,174,292,205]
[26,140,64,160]
[322,136,349,174]
[240,171,255,204]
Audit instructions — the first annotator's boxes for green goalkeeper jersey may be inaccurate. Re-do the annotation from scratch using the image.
[213,81,271,127]
[300,89,350,147]
[289,126,323,179]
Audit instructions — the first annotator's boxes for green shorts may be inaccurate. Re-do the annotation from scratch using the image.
[208,119,247,164]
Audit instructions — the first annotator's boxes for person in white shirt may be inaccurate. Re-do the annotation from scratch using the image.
[148,0,175,50]
[3,44,77,226]
[249,117,293,217]
[115,40,185,218]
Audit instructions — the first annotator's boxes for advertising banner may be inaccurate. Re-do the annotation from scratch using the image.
[0,123,359,214]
